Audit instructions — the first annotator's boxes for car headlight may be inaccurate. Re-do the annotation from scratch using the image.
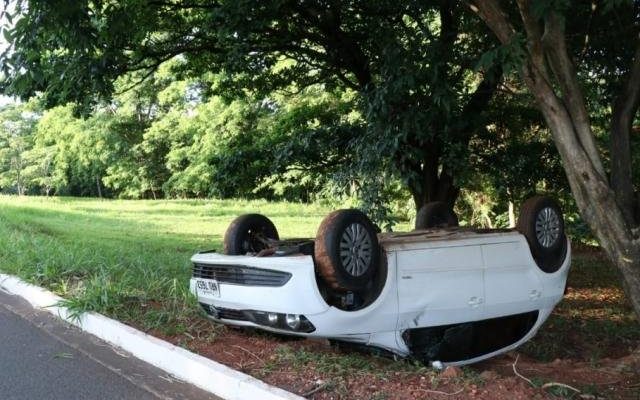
[199,303,315,333]
[267,312,279,326]
[249,311,315,333]
[285,314,301,330]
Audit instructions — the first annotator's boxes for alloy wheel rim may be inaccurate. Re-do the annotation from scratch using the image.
[339,223,372,277]
[535,207,560,248]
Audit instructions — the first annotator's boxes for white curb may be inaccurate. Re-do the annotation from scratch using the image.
[0,274,303,400]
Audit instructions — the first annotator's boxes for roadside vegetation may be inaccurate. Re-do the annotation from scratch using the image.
[0,195,638,399]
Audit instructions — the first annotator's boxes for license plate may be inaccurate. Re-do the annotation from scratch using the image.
[195,279,220,298]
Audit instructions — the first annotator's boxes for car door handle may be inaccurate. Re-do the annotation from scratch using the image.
[529,290,541,300]
[468,297,483,308]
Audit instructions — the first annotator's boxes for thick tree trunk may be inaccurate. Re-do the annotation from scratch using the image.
[406,64,501,213]
[611,117,635,224]
[470,0,640,317]
[409,168,459,212]
[542,101,640,315]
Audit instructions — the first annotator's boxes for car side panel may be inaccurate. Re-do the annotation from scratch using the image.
[482,240,543,317]
[396,245,485,329]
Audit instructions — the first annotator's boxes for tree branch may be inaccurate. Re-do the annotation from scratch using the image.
[515,0,551,84]
[541,10,606,178]
[468,0,613,221]
[611,36,640,224]
[458,65,502,139]
[467,0,515,44]
[294,4,373,88]
[146,1,220,11]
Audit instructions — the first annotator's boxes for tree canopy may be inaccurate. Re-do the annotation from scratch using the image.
[1,0,507,212]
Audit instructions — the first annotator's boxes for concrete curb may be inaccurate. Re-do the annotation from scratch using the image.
[0,274,303,400]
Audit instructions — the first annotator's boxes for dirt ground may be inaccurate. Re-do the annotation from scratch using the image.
[150,246,640,399]
[153,330,639,400]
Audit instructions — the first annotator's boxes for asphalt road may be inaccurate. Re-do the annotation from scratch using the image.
[0,289,220,400]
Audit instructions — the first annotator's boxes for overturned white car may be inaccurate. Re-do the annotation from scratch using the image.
[190,196,570,366]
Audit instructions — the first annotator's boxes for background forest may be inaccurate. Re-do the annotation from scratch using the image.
[1,1,640,238]
[0,59,582,231]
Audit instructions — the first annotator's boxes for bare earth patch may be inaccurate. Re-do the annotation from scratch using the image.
[142,246,640,399]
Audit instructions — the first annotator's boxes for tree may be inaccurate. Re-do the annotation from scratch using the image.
[0,0,502,211]
[0,102,38,194]
[468,0,640,317]
[30,104,134,197]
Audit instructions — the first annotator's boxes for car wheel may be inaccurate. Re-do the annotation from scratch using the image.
[223,214,279,255]
[516,196,567,273]
[315,209,380,292]
[415,201,459,230]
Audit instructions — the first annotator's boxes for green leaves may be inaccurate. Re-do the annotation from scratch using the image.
[476,33,526,75]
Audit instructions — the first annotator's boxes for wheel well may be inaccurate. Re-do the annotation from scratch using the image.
[315,250,388,311]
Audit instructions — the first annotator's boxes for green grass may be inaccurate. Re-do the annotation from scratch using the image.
[0,195,332,333]
[270,344,430,377]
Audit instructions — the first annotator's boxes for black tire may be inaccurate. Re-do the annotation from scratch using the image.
[415,202,459,230]
[516,196,567,273]
[315,209,380,292]
[223,214,279,255]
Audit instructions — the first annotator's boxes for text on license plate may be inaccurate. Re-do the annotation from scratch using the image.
[196,279,220,298]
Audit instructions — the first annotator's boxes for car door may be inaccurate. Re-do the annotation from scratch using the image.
[482,240,543,317]
[396,244,485,330]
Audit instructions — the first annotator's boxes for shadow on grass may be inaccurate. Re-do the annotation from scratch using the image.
[521,253,640,361]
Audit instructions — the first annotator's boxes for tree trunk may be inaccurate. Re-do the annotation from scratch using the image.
[508,200,516,228]
[611,41,640,226]
[406,65,501,214]
[409,164,459,212]
[16,162,23,196]
[543,102,640,315]
[96,176,102,198]
[469,0,640,317]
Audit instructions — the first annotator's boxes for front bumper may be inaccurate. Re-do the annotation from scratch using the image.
[190,252,329,315]
[189,251,406,355]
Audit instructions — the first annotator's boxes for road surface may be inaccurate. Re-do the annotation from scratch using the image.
[0,288,220,400]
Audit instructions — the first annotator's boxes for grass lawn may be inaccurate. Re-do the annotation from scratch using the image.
[1,195,638,399]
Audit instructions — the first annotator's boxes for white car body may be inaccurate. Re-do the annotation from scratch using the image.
[190,228,571,365]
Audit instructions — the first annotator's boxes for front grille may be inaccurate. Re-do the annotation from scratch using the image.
[218,308,249,321]
[192,263,292,287]
[200,303,250,321]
